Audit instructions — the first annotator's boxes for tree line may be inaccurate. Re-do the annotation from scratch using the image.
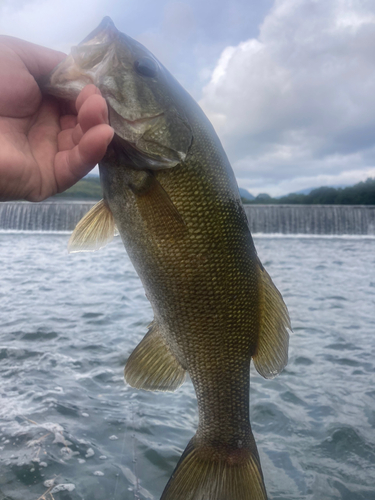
[242,178,375,205]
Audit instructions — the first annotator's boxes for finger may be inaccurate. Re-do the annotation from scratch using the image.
[79,124,114,165]
[54,123,114,192]
[0,36,66,77]
[57,121,82,151]
[57,129,76,151]
[60,114,77,131]
[75,84,102,113]
[72,123,83,145]
[78,93,109,134]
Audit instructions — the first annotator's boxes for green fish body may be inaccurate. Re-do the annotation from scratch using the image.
[44,18,290,500]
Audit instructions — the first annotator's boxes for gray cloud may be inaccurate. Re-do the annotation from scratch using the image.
[2,0,374,195]
[200,0,375,195]
[0,0,116,52]
[0,0,273,96]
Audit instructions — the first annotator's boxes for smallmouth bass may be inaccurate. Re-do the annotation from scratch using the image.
[44,17,291,500]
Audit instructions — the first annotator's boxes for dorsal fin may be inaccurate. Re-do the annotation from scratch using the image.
[252,263,291,379]
[68,199,116,253]
[125,321,186,392]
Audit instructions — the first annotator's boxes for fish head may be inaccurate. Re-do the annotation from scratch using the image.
[43,17,192,169]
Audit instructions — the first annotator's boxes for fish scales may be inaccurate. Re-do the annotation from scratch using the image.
[104,126,259,441]
[43,17,290,500]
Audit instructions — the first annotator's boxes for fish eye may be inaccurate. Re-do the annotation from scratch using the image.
[134,57,158,78]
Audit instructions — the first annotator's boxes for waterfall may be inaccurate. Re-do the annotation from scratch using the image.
[0,201,95,232]
[0,202,375,234]
[243,205,375,235]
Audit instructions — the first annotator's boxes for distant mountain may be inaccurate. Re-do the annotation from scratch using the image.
[242,178,375,205]
[255,193,272,200]
[238,188,255,200]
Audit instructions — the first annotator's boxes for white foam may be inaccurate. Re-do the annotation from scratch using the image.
[253,233,375,239]
[0,230,71,235]
[51,483,76,493]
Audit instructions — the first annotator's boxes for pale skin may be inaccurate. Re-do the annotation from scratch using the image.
[0,36,114,202]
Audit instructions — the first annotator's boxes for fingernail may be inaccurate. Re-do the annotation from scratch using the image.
[106,126,115,145]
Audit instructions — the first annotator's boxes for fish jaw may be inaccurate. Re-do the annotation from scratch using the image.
[42,16,193,169]
[41,53,93,100]
[41,17,117,101]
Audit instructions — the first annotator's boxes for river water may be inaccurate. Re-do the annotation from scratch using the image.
[0,232,374,500]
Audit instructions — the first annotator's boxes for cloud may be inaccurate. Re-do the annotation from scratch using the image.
[199,0,375,194]
[0,0,117,52]
[235,148,375,196]
[0,0,274,96]
[2,0,373,195]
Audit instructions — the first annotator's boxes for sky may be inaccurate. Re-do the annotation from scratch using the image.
[1,0,375,196]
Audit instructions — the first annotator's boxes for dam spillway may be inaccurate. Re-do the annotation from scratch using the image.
[0,202,95,232]
[243,204,375,235]
[0,201,375,235]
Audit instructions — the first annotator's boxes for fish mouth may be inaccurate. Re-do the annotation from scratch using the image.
[40,56,95,100]
[108,105,165,141]
[111,109,186,170]
[120,112,165,129]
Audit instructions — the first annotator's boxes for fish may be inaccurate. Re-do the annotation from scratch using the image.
[43,17,291,500]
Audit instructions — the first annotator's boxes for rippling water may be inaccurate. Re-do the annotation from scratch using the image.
[0,233,374,500]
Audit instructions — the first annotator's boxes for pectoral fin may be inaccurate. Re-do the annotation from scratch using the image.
[125,321,186,392]
[68,199,116,253]
[253,262,291,379]
[129,170,187,241]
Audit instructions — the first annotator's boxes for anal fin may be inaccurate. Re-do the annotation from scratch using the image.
[124,321,186,392]
[253,262,291,379]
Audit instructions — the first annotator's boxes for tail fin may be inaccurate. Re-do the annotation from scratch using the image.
[160,435,267,500]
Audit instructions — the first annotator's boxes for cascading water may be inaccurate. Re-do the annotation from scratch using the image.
[0,202,375,234]
[244,205,375,235]
[0,201,95,232]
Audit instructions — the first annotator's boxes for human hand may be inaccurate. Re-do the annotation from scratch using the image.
[0,36,114,202]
